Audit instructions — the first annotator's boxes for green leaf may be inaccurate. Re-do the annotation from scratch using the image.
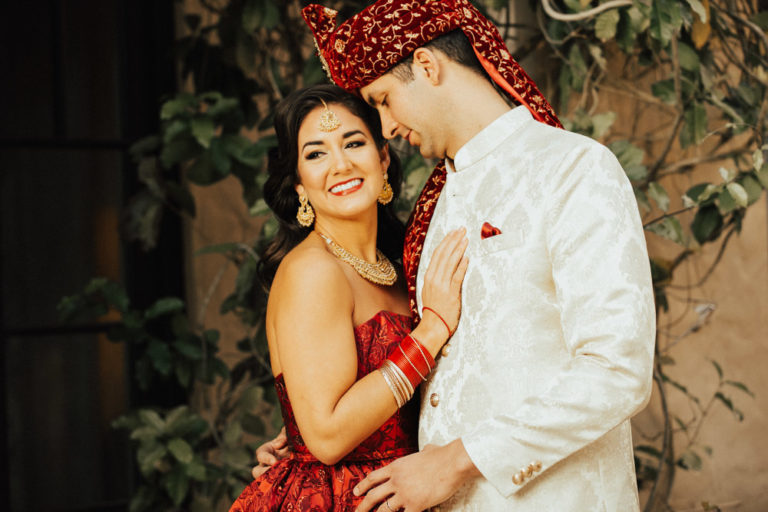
[167,437,194,464]
[160,94,196,120]
[635,444,663,459]
[714,392,744,421]
[757,163,768,188]
[249,198,270,217]
[726,182,748,208]
[160,136,201,169]
[680,103,708,148]
[646,217,684,244]
[595,9,620,41]
[567,44,588,91]
[129,135,161,159]
[691,205,723,243]
[176,363,192,388]
[740,175,763,205]
[635,188,651,214]
[207,97,239,118]
[609,140,647,181]
[659,354,676,366]
[145,297,185,319]
[164,465,190,506]
[190,116,215,149]
[147,340,172,376]
[223,421,243,446]
[186,153,218,185]
[724,380,755,398]
[204,329,220,345]
[716,187,738,214]
[241,413,266,436]
[677,42,700,72]
[210,137,232,174]
[685,0,707,22]
[139,409,166,431]
[650,0,683,47]
[662,373,700,403]
[710,359,723,379]
[678,449,703,470]
[651,79,676,105]
[685,183,717,205]
[242,0,261,33]
[186,458,207,481]
[591,112,616,138]
[137,441,167,476]
[648,182,670,211]
[238,385,264,412]
[174,339,203,360]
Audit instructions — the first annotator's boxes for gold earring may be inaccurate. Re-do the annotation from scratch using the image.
[378,172,393,205]
[297,194,315,226]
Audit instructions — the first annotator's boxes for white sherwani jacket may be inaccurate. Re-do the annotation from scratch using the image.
[414,107,656,511]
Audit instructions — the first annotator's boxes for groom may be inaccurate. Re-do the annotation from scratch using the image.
[258,1,655,510]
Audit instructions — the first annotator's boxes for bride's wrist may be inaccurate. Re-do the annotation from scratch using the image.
[412,315,448,357]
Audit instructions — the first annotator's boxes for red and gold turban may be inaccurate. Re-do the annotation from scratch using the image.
[302,0,561,128]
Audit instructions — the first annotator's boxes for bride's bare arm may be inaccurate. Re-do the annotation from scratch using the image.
[269,229,468,465]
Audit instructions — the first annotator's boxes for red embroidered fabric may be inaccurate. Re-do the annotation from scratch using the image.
[403,163,447,320]
[302,0,561,128]
[229,311,418,512]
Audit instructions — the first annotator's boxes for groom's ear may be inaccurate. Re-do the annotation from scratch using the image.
[412,48,442,86]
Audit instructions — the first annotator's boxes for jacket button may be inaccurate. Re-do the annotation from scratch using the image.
[441,344,451,357]
[429,393,439,407]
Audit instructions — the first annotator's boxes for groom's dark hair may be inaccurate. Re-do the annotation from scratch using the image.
[388,29,487,82]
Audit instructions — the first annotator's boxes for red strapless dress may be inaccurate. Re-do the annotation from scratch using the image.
[230,310,419,512]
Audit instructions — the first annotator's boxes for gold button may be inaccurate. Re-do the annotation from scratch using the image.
[429,393,439,407]
[525,464,534,477]
[518,469,527,482]
[441,343,451,357]
[533,461,542,472]
[512,473,522,485]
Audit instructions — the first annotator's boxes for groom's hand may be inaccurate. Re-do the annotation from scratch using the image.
[353,440,480,512]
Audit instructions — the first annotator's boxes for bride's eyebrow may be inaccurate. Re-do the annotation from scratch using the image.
[302,130,367,151]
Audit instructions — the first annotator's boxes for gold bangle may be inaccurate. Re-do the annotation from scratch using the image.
[379,366,404,407]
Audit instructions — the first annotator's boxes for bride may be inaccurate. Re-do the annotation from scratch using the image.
[230,84,468,511]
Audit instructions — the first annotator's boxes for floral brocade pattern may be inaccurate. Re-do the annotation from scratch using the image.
[302,0,561,128]
[230,311,417,512]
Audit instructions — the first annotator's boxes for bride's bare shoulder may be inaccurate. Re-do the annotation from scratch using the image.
[270,237,351,305]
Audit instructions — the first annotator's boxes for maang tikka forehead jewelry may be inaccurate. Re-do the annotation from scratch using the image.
[318,99,341,132]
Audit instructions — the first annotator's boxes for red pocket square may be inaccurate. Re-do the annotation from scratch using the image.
[481,222,502,239]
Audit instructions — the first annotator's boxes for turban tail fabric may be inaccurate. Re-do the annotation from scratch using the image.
[301,0,561,318]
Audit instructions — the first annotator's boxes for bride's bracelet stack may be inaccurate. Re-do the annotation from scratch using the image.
[379,334,436,407]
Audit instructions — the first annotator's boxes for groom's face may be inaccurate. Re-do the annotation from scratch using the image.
[360,69,447,160]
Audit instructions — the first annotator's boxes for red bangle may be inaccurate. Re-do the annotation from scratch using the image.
[387,335,435,390]
[422,306,452,337]
[403,334,435,370]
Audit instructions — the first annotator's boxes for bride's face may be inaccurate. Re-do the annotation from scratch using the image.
[295,104,390,224]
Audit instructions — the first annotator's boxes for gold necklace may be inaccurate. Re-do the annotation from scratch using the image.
[317,233,397,286]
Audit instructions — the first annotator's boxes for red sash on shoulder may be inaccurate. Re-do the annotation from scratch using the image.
[403,162,448,321]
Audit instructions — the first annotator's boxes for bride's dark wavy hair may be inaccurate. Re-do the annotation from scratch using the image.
[257,84,405,290]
